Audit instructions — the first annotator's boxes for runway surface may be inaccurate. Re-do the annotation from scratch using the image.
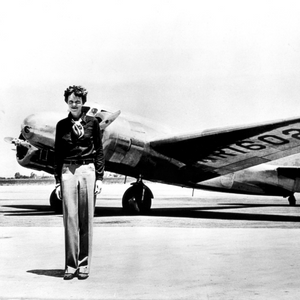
[1,183,300,299]
[1,183,300,228]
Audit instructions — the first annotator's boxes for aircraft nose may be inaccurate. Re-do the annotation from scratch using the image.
[21,112,62,148]
[21,114,36,140]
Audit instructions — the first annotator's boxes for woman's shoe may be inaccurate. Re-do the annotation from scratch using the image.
[63,273,76,280]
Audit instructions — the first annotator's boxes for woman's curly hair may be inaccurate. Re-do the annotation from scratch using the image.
[64,85,88,104]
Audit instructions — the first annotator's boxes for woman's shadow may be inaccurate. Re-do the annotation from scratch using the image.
[27,269,64,278]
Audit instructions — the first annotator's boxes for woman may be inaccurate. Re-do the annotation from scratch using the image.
[54,85,104,280]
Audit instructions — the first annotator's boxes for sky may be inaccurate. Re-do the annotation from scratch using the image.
[1,0,300,177]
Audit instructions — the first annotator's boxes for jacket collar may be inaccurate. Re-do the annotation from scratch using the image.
[68,112,87,124]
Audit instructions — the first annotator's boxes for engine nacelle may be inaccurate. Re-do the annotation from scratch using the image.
[197,164,300,197]
[15,138,54,174]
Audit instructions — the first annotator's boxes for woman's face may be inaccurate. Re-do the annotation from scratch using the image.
[67,93,83,117]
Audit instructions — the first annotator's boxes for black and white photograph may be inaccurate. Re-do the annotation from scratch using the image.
[1,0,300,299]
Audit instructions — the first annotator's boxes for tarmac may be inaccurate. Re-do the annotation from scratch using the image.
[1,184,300,299]
[1,227,300,299]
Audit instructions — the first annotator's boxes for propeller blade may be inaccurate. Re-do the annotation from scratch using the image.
[4,137,30,147]
[4,137,15,144]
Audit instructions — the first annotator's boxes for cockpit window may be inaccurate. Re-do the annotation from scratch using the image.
[85,107,96,116]
[90,108,98,114]
[85,106,102,123]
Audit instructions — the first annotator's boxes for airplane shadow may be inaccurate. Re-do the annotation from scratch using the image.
[3,203,300,223]
[2,204,61,216]
[94,203,300,223]
[148,208,300,222]
[27,269,64,278]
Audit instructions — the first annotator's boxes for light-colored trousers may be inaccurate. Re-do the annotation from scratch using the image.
[61,163,96,274]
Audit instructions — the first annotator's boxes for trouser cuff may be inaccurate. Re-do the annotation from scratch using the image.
[78,266,89,274]
[65,266,77,274]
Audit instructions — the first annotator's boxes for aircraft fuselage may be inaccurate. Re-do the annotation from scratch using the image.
[12,105,300,206]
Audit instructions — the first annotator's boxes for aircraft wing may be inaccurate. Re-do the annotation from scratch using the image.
[150,117,300,182]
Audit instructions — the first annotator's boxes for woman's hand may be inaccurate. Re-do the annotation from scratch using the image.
[95,180,103,195]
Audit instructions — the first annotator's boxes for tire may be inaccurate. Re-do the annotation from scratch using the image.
[122,184,152,213]
[49,189,63,213]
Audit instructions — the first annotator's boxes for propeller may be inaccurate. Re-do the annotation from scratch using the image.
[4,137,30,147]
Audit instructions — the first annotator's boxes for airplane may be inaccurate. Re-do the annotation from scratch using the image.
[5,101,300,213]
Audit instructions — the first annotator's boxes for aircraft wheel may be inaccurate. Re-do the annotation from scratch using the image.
[49,189,63,213]
[288,194,296,206]
[122,184,153,214]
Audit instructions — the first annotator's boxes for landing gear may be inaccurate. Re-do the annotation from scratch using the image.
[49,189,63,213]
[122,179,153,214]
[288,194,296,206]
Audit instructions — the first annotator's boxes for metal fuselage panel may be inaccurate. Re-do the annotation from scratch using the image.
[101,117,185,183]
